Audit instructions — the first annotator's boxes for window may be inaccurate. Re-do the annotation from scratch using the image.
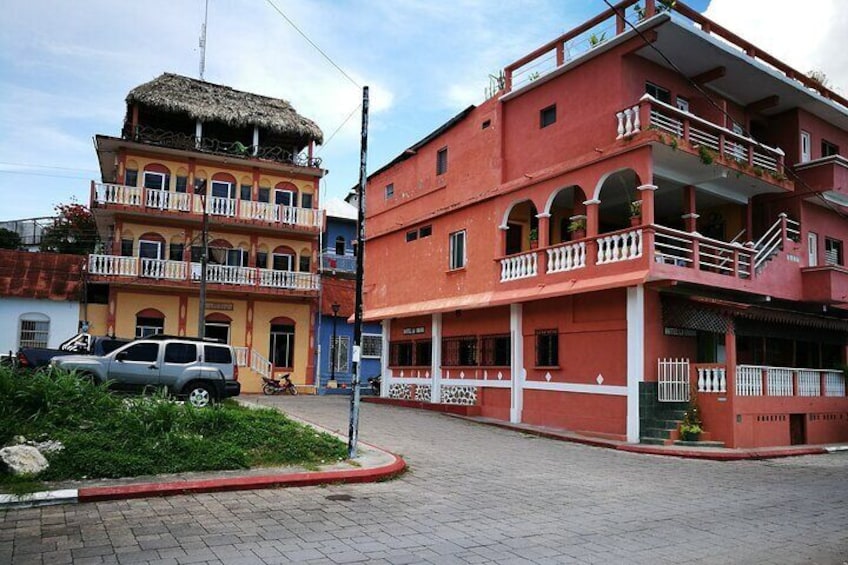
[204,323,230,344]
[165,343,197,364]
[436,147,448,175]
[406,230,418,242]
[335,236,346,255]
[481,334,510,366]
[800,131,811,163]
[204,344,233,364]
[536,329,559,367]
[389,341,413,366]
[121,342,159,362]
[482,119,491,129]
[414,340,432,366]
[169,243,184,261]
[822,140,839,158]
[258,187,270,203]
[256,251,268,269]
[362,334,382,358]
[211,181,235,199]
[825,238,843,266]
[449,230,466,270]
[272,253,294,271]
[385,183,394,199]
[135,316,164,338]
[240,184,252,200]
[175,176,188,193]
[676,96,690,113]
[443,336,478,366]
[645,82,671,104]
[275,190,295,207]
[143,171,167,191]
[194,177,207,194]
[138,239,162,260]
[301,193,313,209]
[270,324,295,368]
[191,246,202,263]
[226,248,247,267]
[124,169,138,187]
[121,239,133,257]
[419,225,432,238]
[333,336,350,373]
[299,255,311,272]
[540,104,556,128]
[19,314,49,348]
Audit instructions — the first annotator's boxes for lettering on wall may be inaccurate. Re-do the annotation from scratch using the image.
[206,302,234,311]
[403,326,425,335]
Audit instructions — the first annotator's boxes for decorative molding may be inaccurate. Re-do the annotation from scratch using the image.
[523,381,627,395]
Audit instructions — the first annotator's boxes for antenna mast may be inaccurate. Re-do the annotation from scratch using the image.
[199,0,209,80]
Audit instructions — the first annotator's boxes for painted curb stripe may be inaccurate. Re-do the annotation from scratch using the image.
[0,488,78,509]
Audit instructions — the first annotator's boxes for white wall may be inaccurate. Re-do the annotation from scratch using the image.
[0,298,80,354]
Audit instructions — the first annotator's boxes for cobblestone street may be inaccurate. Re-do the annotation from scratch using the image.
[2,396,847,564]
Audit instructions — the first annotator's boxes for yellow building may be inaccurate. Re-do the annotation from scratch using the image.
[86,73,324,393]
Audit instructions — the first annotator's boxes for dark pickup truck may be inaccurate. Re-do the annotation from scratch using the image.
[16,333,131,370]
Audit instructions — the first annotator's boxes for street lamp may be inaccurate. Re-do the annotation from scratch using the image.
[330,302,340,382]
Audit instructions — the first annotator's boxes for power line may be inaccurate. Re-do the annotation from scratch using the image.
[317,103,362,155]
[0,161,98,173]
[263,0,360,89]
[0,170,91,181]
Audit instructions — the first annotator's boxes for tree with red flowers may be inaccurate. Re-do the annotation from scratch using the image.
[40,200,99,255]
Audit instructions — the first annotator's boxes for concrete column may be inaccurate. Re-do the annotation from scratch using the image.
[626,285,645,443]
[380,319,391,397]
[682,185,697,232]
[431,313,443,403]
[637,184,658,226]
[536,213,551,248]
[510,303,524,423]
[583,199,601,237]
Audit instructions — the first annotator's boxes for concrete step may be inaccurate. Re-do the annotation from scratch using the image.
[642,427,674,439]
[639,437,668,446]
[673,440,726,448]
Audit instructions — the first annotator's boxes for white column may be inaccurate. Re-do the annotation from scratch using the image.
[195,120,203,148]
[380,318,391,397]
[626,285,645,443]
[252,126,260,156]
[431,313,442,403]
[510,303,524,423]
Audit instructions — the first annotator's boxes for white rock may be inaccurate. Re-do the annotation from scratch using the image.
[0,445,49,475]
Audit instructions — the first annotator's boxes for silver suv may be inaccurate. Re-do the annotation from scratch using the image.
[52,336,241,408]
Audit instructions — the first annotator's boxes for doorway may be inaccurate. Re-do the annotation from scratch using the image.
[789,414,806,445]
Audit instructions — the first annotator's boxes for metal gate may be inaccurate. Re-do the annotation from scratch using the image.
[658,358,690,402]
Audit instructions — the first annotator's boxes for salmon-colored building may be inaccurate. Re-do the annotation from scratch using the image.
[85,73,325,393]
[364,1,848,447]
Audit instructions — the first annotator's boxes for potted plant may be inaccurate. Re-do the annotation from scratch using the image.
[629,200,642,226]
[567,217,586,240]
[529,228,539,249]
[678,395,703,441]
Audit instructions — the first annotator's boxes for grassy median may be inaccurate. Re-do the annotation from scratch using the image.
[0,366,348,491]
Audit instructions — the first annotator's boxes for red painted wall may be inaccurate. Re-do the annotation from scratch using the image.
[522,390,626,438]
[479,388,510,420]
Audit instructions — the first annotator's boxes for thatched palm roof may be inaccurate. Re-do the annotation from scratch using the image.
[126,73,323,144]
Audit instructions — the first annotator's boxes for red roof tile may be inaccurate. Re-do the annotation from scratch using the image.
[0,250,84,301]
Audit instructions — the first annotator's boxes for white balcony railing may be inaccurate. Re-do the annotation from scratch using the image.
[736,365,846,397]
[597,229,642,265]
[696,365,726,394]
[93,183,322,229]
[233,346,249,367]
[500,251,538,282]
[546,241,586,274]
[89,254,319,292]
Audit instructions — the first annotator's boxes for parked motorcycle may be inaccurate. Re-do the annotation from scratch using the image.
[367,374,381,395]
[262,374,298,396]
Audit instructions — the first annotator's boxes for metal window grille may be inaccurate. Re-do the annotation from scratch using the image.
[535,329,558,366]
[361,334,382,358]
[19,319,49,348]
[481,334,511,366]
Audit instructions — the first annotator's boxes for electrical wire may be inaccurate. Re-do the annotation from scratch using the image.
[602,0,847,219]
[263,0,360,89]
[317,103,363,155]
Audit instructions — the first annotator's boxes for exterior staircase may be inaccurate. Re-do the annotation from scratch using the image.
[640,402,688,445]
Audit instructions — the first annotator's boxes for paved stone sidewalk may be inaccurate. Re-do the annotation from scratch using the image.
[2,395,847,564]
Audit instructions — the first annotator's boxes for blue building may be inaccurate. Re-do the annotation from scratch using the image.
[317,197,382,393]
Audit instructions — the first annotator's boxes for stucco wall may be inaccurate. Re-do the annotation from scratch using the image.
[0,298,80,353]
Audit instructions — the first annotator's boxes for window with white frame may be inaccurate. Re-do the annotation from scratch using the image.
[138,239,162,260]
[449,230,466,270]
[800,131,811,163]
[143,171,168,191]
[211,181,236,199]
[135,316,164,338]
[19,314,49,348]
[361,334,382,358]
[272,253,294,271]
[275,190,295,207]
[333,335,350,373]
[676,96,689,113]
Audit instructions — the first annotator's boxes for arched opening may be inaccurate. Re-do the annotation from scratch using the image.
[502,199,539,255]
[211,172,238,200]
[546,185,587,243]
[135,308,165,338]
[204,312,232,344]
[138,232,165,259]
[269,316,296,368]
[275,182,298,207]
[271,245,296,271]
[595,168,642,234]
[142,163,171,191]
[18,312,50,348]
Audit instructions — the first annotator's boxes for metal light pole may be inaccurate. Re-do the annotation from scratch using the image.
[196,183,209,338]
[348,86,368,459]
[330,302,340,382]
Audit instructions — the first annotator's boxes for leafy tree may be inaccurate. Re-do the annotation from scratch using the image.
[0,228,22,250]
[40,201,99,255]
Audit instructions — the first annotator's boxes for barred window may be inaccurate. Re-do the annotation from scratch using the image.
[19,314,49,348]
[481,334,510,366]
[362,334,382,358]
[443,336,478,366]
[390,341,413,366]
[414,340,432,367]
[536,329,559,367]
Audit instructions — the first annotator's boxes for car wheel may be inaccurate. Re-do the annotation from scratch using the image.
[186,382,214,408]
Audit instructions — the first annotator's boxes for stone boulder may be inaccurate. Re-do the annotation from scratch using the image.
[0,445,49,476]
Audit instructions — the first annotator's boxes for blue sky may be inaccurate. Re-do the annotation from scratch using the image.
[1,0,845,220]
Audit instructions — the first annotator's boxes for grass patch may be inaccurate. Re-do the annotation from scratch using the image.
[0,367,348,490]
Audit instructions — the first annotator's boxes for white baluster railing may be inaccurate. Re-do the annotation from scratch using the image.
[238,200,278,222]
[615,104,641,139]
[546,242,586,274]
[596,229,642,265]
[697,366,726,393]
[89,254,138,277]
[233,346,249,367]
[766,367,793,396]
[500,252,538,282]
[95,183,142,207]
[259,269,320,290]
[250,350,272,379]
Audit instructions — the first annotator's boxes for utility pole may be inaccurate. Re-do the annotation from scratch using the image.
[197,188,209,338]
[199,0,209,81]
[348,86,369,459]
